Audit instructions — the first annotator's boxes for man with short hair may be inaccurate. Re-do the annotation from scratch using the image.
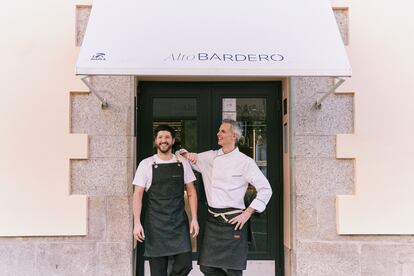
[181,119,272,276]
[132,124,199,276]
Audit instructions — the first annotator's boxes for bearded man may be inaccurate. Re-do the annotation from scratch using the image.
[132,124,199,276]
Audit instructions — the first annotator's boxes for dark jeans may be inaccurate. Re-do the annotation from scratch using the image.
[149,251,192,276]
[200,265,242,276]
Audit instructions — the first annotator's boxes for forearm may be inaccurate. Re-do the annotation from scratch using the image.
[186,183,198,222]
[132,188,144,225]
[245,206,256,214]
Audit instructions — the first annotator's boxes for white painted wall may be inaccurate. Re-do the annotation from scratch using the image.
[334,0,414,234]
[0,1,90,236]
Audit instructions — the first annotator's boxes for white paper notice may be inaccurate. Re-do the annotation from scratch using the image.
[223,99,236,112]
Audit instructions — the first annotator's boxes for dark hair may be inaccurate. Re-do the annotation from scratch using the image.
[153,124,176,139]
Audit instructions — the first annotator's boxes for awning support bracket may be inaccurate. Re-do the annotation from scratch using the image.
[315,77,346,109]
[81,76,109,109]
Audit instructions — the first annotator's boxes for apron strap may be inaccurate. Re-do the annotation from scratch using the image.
[207,209,243,223]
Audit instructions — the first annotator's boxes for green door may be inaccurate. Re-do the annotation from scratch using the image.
[135,82,283,276]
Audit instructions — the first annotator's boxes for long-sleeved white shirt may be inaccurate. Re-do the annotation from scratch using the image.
[188,147,272,213]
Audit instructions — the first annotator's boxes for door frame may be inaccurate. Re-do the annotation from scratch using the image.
[135,81,284,276]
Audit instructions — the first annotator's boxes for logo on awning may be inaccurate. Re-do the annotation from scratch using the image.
[164,52,285,62]
[91,53,106,61]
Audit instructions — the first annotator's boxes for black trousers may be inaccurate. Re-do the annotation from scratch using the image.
[200,265,242,276]
[149,251,192,276]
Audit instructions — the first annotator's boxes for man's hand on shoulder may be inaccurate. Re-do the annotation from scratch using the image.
[177,149,198,164]
[185,152,198,164]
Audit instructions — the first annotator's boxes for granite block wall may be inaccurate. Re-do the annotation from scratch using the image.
[69,75,135,276]
[289,76,356,276]
[290,76,414,276]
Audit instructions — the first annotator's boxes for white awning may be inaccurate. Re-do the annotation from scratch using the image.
[76,0,351,77]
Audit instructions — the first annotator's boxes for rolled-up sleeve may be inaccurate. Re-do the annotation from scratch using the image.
[244,159,272,213]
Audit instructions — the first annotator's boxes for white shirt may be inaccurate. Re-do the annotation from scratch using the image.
[189,147,272,213]
[132,154,196,191]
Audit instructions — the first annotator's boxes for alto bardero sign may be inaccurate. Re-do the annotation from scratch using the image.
[164,52,285,62]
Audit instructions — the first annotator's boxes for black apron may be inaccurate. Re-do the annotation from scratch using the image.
[198,206,248,270]
[144,160,191,257]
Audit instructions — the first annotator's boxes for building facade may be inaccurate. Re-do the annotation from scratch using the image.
[1,0,414,275]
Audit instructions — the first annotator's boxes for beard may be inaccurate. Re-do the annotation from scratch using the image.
[156,142,172,153]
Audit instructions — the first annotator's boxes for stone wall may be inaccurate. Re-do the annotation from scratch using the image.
[290,76,356,275]
[70,75,135,275]
[289,77,414,276]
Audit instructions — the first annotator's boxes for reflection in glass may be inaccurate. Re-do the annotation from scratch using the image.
[153,98,197,119]
[223,98,268,254]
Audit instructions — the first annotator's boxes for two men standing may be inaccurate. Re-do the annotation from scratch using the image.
[132,120,272,276]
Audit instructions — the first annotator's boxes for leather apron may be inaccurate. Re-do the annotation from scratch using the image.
[143,160,191,257]
[198,206,248,270]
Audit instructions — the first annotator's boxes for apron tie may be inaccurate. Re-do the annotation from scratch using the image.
[207,209,243,223]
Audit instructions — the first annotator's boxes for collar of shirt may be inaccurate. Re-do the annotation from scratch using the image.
[217,147,240,157]
[152,154,178,164]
